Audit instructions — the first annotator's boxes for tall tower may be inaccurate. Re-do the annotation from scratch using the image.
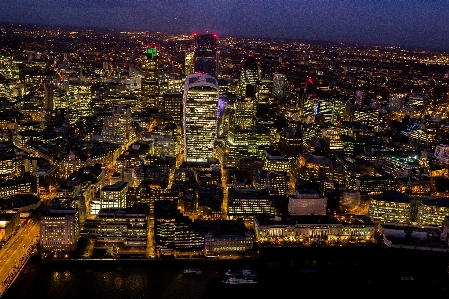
[184,50,195,76]
[141,46,160,108]
[193,33,218,76]
[239,53,259,98]
[183,73,219,162]
[272,73,287,100]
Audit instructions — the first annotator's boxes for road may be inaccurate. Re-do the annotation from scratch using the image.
[0,210,41,296]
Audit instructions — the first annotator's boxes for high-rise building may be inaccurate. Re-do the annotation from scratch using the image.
[141,46,160,107]
[239,53,259,98]
[272,73,287,100]
[184,50,195,76]
[91,181,128,215]
[193,33,218,75]
[234,97,256,129]
[183,73,219,162]
[162,91,183,122]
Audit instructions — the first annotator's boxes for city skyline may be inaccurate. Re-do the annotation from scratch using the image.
[1,0,449,51]
[2,13,449,297]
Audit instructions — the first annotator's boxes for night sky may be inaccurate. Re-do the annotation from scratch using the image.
[1,0,448,50]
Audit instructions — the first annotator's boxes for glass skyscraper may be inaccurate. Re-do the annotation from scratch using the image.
[141,47,160,107]
[193,34,218,75]
[183,73,219,162]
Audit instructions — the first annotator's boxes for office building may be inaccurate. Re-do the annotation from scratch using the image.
[272,73,286,99]
[40,198,80,252]
[193,33,218,75]
[90,204,149,255]
[417,198,449,227]
[0,212,20,243]
[254,214,375,244]
[262,150,290,172]
[184,50,195,76]
[194,219,254,255]
[368,191,411,224]
[239,53,259,98]
[288,189,328,216]
[141,46,160,107]
[227,188,275,221]
[91,181,128,215]
[162,91,183,122]
[183,73,219,162]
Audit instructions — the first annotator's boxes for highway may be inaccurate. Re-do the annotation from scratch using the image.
[0,210,41,296]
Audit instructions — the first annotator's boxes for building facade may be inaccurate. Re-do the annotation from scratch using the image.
[183,73,219,162]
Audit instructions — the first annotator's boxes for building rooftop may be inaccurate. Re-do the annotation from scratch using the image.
[372,191,410,203]
[421,198,449,208]
[255,214,341,226]
[194,219,248,237]
[101,181,128,192]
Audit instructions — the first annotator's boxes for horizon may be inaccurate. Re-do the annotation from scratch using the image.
[1,0,449,52]
[1,21,448,54]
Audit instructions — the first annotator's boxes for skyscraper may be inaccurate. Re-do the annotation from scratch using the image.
[141,46,160,107]
[193,33,218,76]
[184,50,195,76]
[239,53,259,98]
[162,91,183,122]
[272,73,287,100]
[183,73,219,162]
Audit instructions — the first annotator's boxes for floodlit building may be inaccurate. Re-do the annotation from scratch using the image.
[288,189,328,216]
[254,214,375,244]
[194,218,254,255]
[0,212,20,243]
[91,181,128,215]
[40,198,80,252]
[434,144,449,164]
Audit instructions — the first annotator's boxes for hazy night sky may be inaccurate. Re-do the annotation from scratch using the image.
[1,0,448,50]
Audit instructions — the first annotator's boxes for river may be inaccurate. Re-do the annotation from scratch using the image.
[3,246,449,298]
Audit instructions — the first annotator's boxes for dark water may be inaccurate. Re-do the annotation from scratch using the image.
[4,246,449,299]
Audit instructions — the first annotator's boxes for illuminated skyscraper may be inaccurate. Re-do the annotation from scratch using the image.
[141,46,160,107]
[193,33,218,75]
[234,97,256,129]
[162,91,183,122]
[272,73,287,100]
[183,73,219,162]
[239,53,259,98]
[184,50,195,76]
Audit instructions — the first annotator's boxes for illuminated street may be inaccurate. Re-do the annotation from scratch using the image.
[0,217,40,296]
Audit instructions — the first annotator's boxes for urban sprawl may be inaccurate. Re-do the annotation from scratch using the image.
[1,24,449,290]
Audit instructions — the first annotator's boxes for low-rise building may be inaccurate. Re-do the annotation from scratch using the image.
[262,150,290,172]
[417,198,449,227]
[288,189,327,216]
[194,218,254,255]
[368,191,411,224]
[254,214,375,244]
[380,223,448,252]
[0,212,20,243]
[89,204,149,256]
[40,198,80,252]
[227,188,275,221]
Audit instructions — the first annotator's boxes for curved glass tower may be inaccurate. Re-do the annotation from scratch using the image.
[183,73,219,162]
